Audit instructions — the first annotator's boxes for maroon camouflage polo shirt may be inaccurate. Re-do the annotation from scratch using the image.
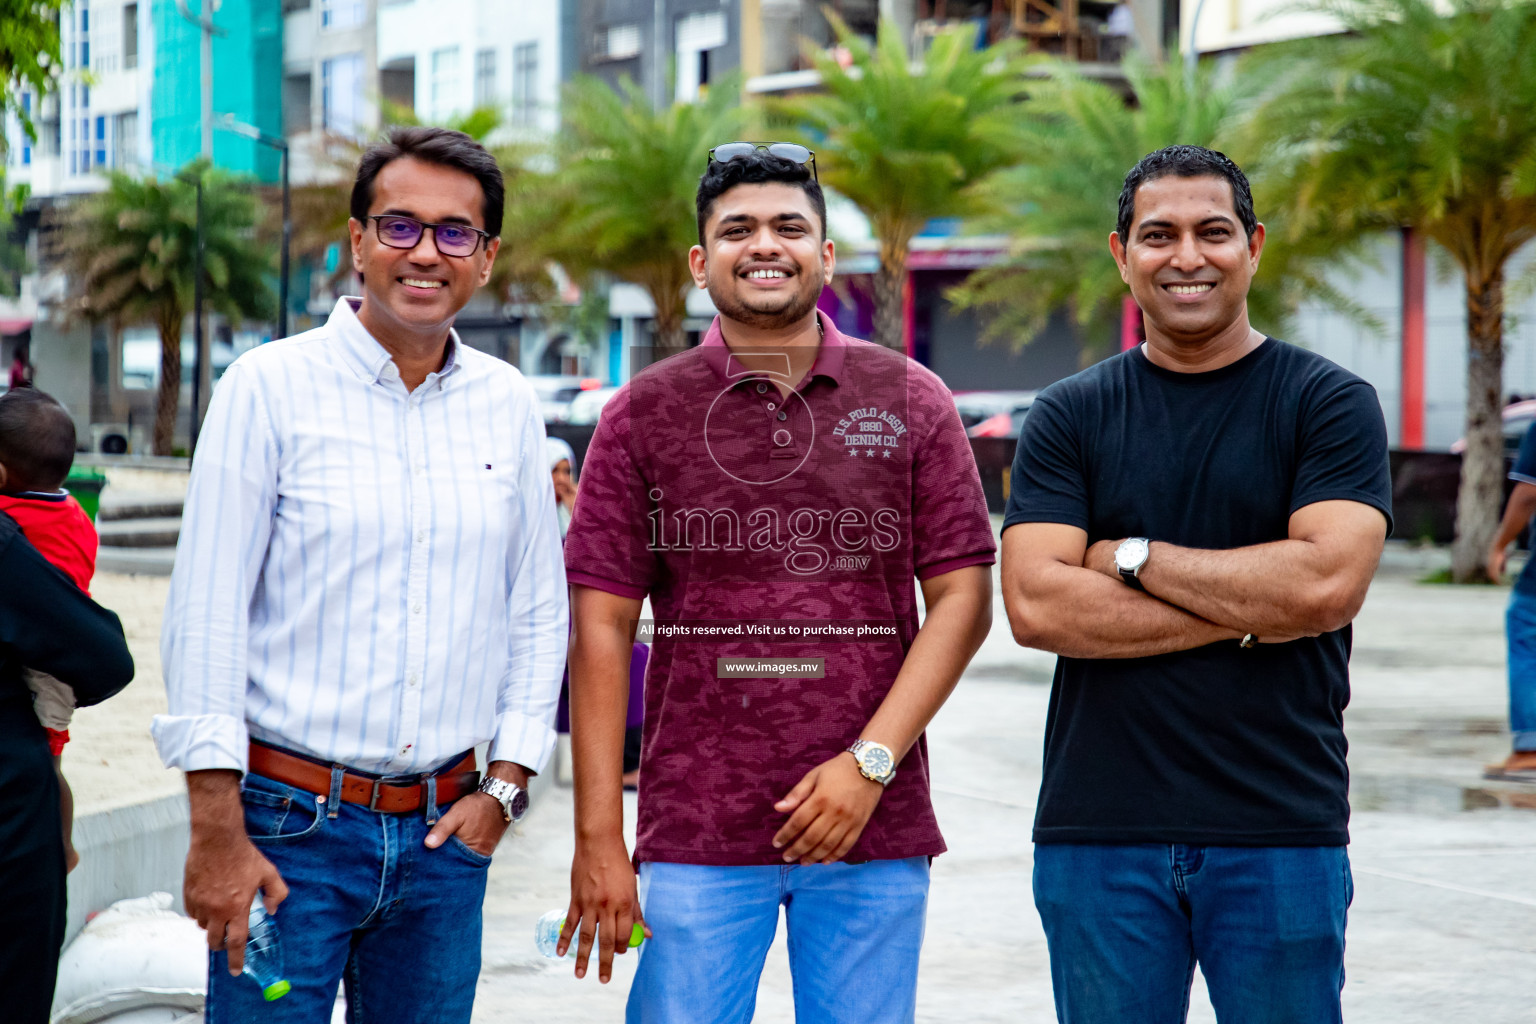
[564,312,995,866]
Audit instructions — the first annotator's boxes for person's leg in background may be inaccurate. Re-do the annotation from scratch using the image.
[1488,590,1536,779]
[1188,845,1350,1024]
[0,719,63,1024]
[1033,843,1198,1024]
[780,856,929,1024]
[626,863,782,1024]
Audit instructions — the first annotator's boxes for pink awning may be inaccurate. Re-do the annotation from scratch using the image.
[0,318,33,335]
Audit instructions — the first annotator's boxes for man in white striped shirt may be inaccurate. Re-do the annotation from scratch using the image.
[153,127,567,1022]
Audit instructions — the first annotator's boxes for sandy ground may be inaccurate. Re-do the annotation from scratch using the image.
[66,572,181,816]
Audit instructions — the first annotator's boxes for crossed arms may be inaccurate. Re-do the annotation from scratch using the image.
[1001,499,1389,659]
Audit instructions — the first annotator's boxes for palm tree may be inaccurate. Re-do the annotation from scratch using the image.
[950,53,1372,360]
[1254,0,1536,582]
[768,14,1029,351]
[60,162,275,454]
[520,74,746,358]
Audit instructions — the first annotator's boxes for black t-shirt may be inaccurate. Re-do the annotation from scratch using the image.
[1003,338,1392,847]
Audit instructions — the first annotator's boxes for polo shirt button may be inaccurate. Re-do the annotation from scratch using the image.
[773,429,792,447]
[777,411,787,421]
[756,382,768,394]
[766,402,776,411]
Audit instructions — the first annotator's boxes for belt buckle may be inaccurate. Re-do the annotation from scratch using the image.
[367,774,423,813]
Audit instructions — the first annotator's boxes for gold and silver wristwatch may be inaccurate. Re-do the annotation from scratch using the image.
[846,740,897,786]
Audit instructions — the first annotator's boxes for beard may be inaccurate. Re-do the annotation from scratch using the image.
[707,270,822,331]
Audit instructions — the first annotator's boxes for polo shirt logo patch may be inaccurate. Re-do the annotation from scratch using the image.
[834,407,907,458]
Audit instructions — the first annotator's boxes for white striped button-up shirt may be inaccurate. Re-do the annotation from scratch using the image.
[153,297,568,776]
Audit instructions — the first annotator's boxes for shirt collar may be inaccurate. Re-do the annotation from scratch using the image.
[701,310,847,390]
[327,296,463,388]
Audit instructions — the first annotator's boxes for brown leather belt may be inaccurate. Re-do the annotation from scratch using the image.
[248,742,480,814]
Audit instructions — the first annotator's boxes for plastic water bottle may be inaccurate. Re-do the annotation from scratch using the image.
[535,908,645,958]
[244,895,292,1001]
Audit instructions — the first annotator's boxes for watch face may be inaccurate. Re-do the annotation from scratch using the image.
[1116,537,1149,571]
[507,786,530,822]
[860,746,894,777]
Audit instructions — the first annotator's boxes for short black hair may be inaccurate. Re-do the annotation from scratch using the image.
[0,387,76,492]
[1116,145,1257,243]
[696,151,827,245]
[351,126,505,237]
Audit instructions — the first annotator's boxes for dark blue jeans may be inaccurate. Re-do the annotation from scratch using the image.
[205,770,491,1024]
[1033,844,1351,1024]
[1506,589,1536,750]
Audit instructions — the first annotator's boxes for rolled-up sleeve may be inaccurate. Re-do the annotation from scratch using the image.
[151,363,279,773]
[489,388,569,773]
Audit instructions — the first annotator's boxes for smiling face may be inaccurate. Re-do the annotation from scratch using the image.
[1109,174,1265,349]
[689,183,834,332]
[347,156,500,346]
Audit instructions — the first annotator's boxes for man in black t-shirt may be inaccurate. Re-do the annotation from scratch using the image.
[1001,146,1391,1024]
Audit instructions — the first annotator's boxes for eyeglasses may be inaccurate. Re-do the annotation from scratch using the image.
[367,215,491,258]
[707,142,818,182]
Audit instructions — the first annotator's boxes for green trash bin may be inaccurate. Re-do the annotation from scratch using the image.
[64,468,107,523]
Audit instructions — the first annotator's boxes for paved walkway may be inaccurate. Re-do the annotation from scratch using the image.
[71,543,1536,1022]
[469,546,1536,1023]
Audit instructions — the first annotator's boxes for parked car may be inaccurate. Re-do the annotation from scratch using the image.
[952,390,1037,431]
[1449,398,1536,457]
[566,386,620,425]
[958,391,1037,440]
[528,375,605,424]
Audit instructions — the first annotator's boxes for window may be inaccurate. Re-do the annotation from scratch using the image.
[597,24,641,62]
[95,115,106,168]
[284,73,312,136]
[512,43,537,125]
[114,111,137,168]
[320,0,364,29]
[321,53,363,135]
[474,49,496,108]
[123,4,138,69]
[430,46,459,122]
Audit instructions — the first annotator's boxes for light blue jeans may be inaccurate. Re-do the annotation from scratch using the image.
[627,857,930,1024]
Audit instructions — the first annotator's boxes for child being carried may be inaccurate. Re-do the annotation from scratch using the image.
[0,387,100,873]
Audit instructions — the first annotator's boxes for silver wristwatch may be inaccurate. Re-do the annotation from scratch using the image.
[477,776,530,823]
[1114,537,1151,590]
[846,740,897,786]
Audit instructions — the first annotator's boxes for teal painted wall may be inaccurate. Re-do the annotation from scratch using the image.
[151,0,282,182]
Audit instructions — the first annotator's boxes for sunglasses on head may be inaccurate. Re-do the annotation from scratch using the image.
[707,142,818,182]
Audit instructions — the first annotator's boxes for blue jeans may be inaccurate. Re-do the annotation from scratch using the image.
[627,857,930,1024]
[1033,844,1351,1024]
[205,770,491,1024]
[1507,590,1536,750]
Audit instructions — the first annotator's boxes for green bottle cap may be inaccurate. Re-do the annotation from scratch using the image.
[263,979,292,1001]
[628,922,646,948]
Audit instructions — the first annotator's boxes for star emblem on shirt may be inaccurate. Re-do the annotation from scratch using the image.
[848,448,859,457]
[882,449,891,458]
[866,449,877,457]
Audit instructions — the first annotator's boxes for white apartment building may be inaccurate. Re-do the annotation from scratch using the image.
[5,0,148,203]
[376,0,563,138]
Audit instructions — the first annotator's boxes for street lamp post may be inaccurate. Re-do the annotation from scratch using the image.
[218,114,290,340]
[176,0,224,158]
[175,165,207,455]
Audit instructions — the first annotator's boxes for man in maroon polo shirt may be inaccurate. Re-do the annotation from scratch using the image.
[557,146,995,1022]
